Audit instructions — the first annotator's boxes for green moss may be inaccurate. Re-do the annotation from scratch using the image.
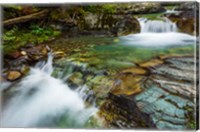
[188,120,196,129]
[163,5,176,10]
[4,5,22,10]
[84,4,117,14]
[135,12,165,20]
[84,116,102,128]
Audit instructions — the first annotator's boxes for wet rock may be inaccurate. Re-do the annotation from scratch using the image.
[24,45,48,61]
[121,67,147,75]
[99,93,156,128]
[7,56,29,68]
[176,18,195,35]
[6,51,21,59]
[6,71,22,81]
[0,76,6,82]
[139,59,164,68]
[100,56,196,130]
[86,75,114,105]
[111,74,145,96]
[4,44,50,72]
[113,15,140,36]
[20,51,27,56]
[156,65,193,80]
[166,2,198,35]
[167,12,195,35]
[67,72,84,88]
[53,51,65,59]
[20,65,30,75]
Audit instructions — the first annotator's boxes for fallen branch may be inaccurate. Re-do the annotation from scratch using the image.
[3,9,49,26]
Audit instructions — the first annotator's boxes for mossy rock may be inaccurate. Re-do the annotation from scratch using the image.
[67,72,84,86]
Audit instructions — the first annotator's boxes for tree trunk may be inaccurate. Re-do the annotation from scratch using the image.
[3,9,49,26]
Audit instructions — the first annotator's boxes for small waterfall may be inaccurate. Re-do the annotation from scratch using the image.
[76,85,96,106]
[119,17,195,47]
[139,18,177,33]
[1,54,97,128]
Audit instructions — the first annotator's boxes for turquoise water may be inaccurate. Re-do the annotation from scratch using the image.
[66,36,195,72]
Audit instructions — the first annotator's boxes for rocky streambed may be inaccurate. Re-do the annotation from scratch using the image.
[99,56,196,129]
[1,2,198,129]
[1,33,197,129]
[43,33,196,129]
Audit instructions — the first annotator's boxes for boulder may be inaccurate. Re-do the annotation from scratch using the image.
[112,15,140,36]
[166,14,196,35]
[77,13,140,36]
[6,51,21,59]
[175,2,196,11]
[7,70,22,81]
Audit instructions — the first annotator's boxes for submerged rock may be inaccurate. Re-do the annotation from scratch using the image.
[111,74,145,96]
[100,56,196,130]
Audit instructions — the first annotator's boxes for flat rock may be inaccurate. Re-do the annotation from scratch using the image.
[121,67,147,75]
[111,74,145,96]
[139,59,164,68]
[100,56,196,130]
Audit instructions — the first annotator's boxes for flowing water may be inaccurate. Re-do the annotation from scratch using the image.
[1,14,196,128]
[139,18,177,33]
[120,18,196,47]
[66,17,195,72]
[1,54,97,128]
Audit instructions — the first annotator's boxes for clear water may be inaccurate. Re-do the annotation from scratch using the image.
[1,16,196,128]
[66,18,195,72]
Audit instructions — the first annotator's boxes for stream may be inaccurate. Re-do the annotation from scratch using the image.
[0,11,196,128]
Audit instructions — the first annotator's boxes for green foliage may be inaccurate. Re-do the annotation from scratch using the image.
[163,5,176,10]
[3,26,18,42]
[4,5,22,10]
[188,120,196,129]
[84,4,117,14]
[50,6,86,21]
[101,4,117,14]
[3,25,61,54]
[136,12,165,20]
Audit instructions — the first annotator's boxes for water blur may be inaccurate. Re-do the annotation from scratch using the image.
[1,54,97,127]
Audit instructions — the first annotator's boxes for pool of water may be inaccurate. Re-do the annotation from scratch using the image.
[50,34,195,73]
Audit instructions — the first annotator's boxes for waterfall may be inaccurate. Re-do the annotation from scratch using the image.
[119,17,196,47]
[1,54,97,128]
[138,18,177,33]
